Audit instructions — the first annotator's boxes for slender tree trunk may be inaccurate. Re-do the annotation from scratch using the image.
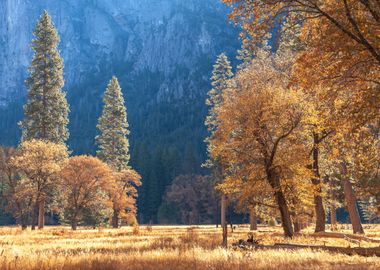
[312,133,326,233]
[340,162,364,234]
[221,194,227,247]
[71,213,78,230]
[293,219,301,234]
[330,205,337,231]
[31,203,39,230]
[38,199,45,229]
[112,209,119,228]
[20,214,28,230]
[249,205,257,231]
[268,168,294,238]
[71,222,77,230]
[215,201,219,228]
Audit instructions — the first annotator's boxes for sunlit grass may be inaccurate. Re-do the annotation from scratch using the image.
[0,225,379,270]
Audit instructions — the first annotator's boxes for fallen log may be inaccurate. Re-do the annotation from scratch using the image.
[250,243,380,257]
[311,232,380,244]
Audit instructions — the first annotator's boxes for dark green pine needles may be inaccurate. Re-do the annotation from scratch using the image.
[21,11,69,144]
[96,76,130,171]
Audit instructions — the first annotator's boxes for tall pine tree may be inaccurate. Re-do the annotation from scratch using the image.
[97,76,136,227]
[205,53,233,164]
[96,76,130,171]
[21,11,69,144]
[19,11,69,230]
[205,53,233,238]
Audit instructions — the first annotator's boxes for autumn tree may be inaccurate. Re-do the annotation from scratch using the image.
[161,174,219,225]
[223,0,380,235]
[20,11,69,144]
[11,140,68,229]
[59,156,113,230]
[211,48,311,237]
[108,169,141,227]
[0,147,35,229]
[279,24,333,233]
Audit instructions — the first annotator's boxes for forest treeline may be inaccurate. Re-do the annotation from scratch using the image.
[1,1,380,235]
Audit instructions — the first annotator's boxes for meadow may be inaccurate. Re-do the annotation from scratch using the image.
[0,225,379,270]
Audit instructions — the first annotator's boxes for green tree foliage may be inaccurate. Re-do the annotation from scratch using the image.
[204,53,233,192]
[20,11,69,144]
[205,53,233,145]
[96,76,130,171]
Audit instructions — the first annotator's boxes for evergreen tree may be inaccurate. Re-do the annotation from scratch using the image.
[21,11,69,144]
[97,76,137,227]
[205,53,233,150]
[205,53,233,239]
[237,39,254,71]
[96,76,130,171]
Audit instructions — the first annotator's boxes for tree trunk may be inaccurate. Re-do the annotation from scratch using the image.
[330,205,337,231]
[112,209,119,228]
[71,219,77,230]
[312,133,326,233]
[38,199,45,229]
[21,216,28,230]
[268,168,294,238]
[293,220,301,234]
[275,190,294,237]
[250,205,257,231]
[221,194,227,247]
[31,203,39,230]
[215,199,219,228]
[340,162,364,234]
[71,211,79,230]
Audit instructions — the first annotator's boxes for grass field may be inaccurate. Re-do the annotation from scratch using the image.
[0,225,379,270]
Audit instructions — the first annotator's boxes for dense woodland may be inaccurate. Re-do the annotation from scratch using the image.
[1,0,380,237]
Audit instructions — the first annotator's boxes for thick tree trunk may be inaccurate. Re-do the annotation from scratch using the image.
[38,199,45,229]
[268,168,294,238]
[275,190,294,237]
[314,195,326,232]
[330,205,337,231]
[221,194,227,247]
[112,209,119,228]
[312,133,326,233]
[250,205,257,231]
[340,162,364,234]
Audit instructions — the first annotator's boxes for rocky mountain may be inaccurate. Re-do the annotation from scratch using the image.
[0,0,240,222]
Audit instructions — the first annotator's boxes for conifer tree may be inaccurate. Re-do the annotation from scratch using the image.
[205,53,233,150]
[237,40,254,71]
[96,76,130,171]
[21,11,69,144]
[205,53,233,244]
[97,76,136,227]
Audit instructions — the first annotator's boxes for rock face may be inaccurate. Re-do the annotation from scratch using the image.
[0,0,238,104]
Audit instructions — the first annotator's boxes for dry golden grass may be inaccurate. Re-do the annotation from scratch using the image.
[0,225,379,270]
